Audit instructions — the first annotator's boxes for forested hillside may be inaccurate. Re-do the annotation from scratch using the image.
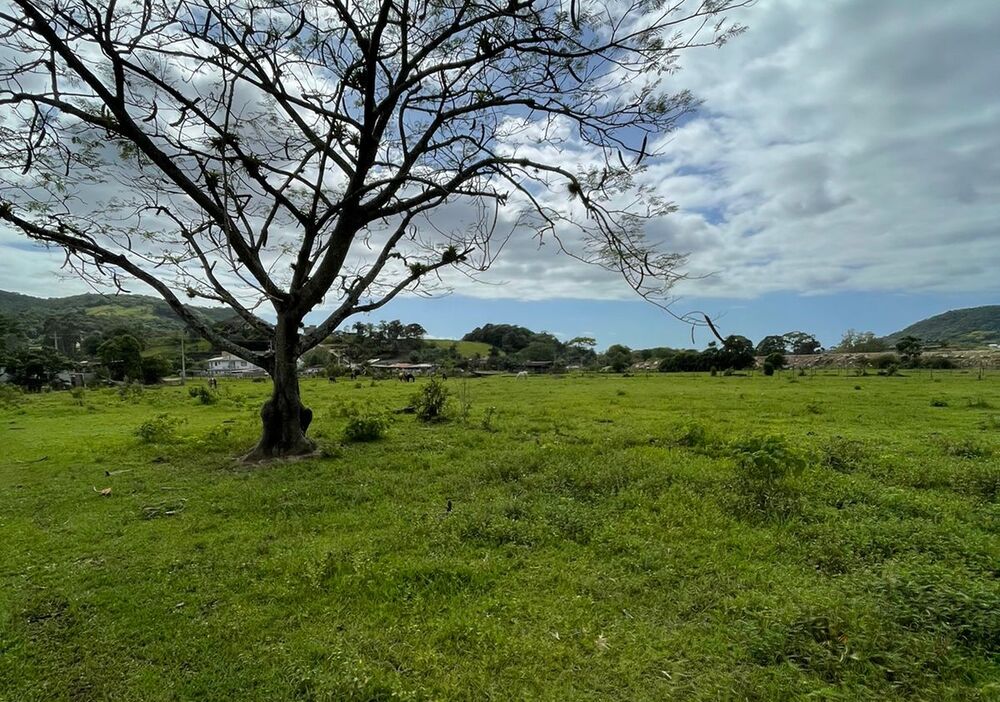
[885,306,1000,346]
[0,290,231,352]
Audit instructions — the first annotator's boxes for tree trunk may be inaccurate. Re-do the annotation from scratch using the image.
[243,316,316,462]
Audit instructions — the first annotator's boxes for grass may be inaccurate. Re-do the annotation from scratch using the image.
[2,370,1000,700]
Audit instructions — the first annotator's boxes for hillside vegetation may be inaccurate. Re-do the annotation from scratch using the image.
[886,306,1000,347]
[0,290,231,340]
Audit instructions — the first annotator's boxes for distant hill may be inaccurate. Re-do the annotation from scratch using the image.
[0,290,232,344]
[885,305,1000,347]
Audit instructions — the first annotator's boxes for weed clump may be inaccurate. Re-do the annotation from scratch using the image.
[671,421,714,451]
[954,464,1000,501]
[412,378,449,422]
[729,433,808,520]
[0,384,23,407]
[929,398,948,407]
[188,385,217,405]
[937,436,993,459]
[342,405,389,442]
[118,383,144,402]
[134,413,182,444]
[820,436,869,473]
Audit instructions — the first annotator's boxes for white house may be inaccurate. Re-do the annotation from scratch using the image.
[206,351,265,376]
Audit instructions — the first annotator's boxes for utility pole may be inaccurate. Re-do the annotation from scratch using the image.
[181,336,187,385]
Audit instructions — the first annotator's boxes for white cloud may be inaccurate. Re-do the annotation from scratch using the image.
[3,0,999,307]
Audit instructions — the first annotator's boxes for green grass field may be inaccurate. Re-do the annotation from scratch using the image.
[2,371,1000,700]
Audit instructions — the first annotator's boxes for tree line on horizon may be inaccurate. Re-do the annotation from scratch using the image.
[4,308,930,389]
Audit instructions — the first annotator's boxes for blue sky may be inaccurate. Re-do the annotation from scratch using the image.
[347,290,1000,351]
[1,0,998,352]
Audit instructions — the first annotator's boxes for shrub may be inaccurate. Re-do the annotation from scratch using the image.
[141,355,173,384]
[921,356,956,370]
[343,406,389,442]
[0,384,23,407]
[412,378,450,422]
[872,353,899,369]
[134,413,182,444]
[930,398,948,407]
[762,362,775,376]
[117,382,144,402]
[729,434,808,519]
[765,352,787,371]
[69,387,86,406]
[188,385,217,405]
[481,406,498,432]
[671,421,714,451]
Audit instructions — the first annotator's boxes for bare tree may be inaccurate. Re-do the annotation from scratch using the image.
[0,0,747,460]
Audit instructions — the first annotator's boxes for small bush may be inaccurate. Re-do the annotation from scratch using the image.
[134,413,182,444]
[762,362,775,376]
[921,356,957,369]
[118,383,144,402]
[188,385,217,405]
[412,378,450,422]
[873,353,900,369]
[930,398,949,407]
[0,384,22,407]
[729,434,808,519]
[69,387,86,406]
[765,352,787,370]
[671,421,714,451]
[481,406,498,432]
[343,406,389,442]
[878,364,899,377]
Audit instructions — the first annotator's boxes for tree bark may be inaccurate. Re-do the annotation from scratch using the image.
[243,316,316,462]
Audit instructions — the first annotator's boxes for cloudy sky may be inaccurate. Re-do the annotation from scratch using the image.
[2,0,998,349]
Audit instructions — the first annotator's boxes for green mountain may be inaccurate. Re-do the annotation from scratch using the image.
[885,306,1000,347]
[0,290,233,351]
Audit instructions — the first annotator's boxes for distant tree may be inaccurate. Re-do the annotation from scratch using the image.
[604,344,633,373]
[302,348,332,368]
[895,336,923,366]
[98,334,144,381]
[836,329,888,353]
[3,347,68,389]
[718,335,754,370]
[81,332,104,357]
[567,337,597,350]
[764,352,787,371]
[784,332,822,355]
[0,0,748,458]
[140,355,173,385]
[755,335,788,355]
[658,349,704,373]
[520,340,558,362]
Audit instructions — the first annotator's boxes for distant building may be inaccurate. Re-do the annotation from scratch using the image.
[207,351,266,376]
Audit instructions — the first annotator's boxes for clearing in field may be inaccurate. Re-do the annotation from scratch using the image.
[2,371,999,700]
